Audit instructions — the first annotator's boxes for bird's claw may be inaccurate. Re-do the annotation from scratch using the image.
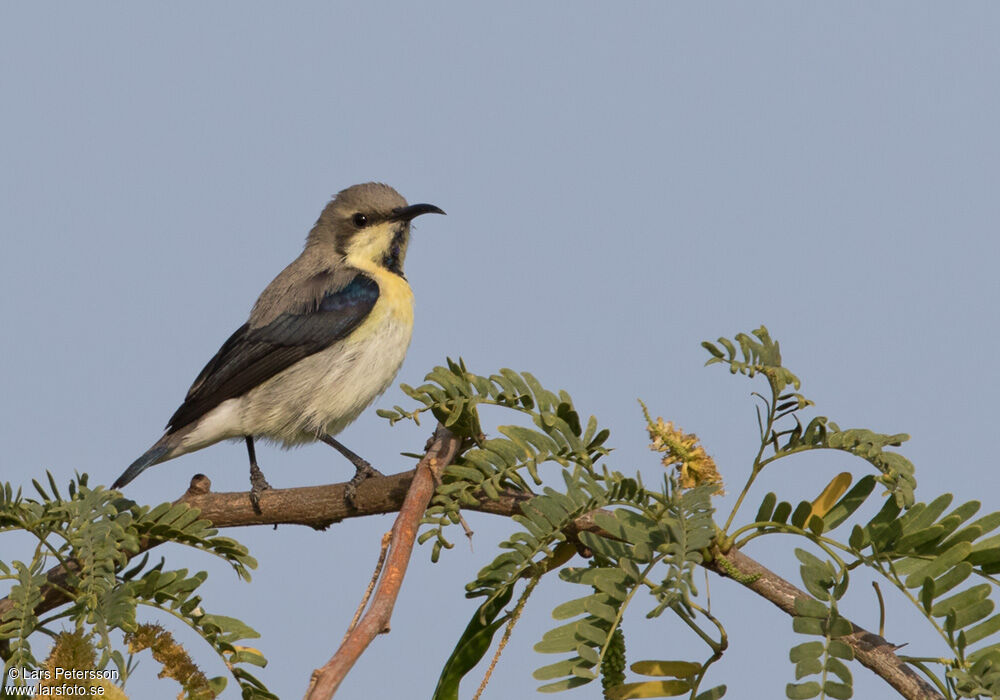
[344,461,382,508]
[249,463,272,514]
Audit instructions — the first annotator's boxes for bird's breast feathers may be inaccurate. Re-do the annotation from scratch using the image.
[180,266,414,451]
[351,261,415,328]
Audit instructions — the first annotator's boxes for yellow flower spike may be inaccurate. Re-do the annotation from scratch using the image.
[639,400,724,494]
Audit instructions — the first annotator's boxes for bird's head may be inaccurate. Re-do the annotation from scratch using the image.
[308,182,445,276]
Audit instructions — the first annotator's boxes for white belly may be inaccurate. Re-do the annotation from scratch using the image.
[180,315,413,451]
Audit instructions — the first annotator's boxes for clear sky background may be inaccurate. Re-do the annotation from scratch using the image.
[2,4,999,699]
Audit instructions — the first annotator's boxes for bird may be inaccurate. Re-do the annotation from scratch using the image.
[112,182,445,507]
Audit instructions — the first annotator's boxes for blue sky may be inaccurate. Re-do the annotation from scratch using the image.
[2,3,999,698]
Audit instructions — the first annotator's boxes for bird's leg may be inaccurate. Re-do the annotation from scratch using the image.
[246,435,271,513]
[316,432,384,505]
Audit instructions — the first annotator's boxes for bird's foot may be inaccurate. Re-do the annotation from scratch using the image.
[315,433,384,506]
[345,460,382,507]
[249,463,272,514]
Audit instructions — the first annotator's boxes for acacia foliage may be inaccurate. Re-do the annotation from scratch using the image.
[0,476,274,698]
[390,327,1000,699]
[1,327,998,699]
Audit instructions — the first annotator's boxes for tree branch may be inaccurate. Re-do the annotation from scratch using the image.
[706,549,942,700]
[181,477,944,699]
[0,441,942,700]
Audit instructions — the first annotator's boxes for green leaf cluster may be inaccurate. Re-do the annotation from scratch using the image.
[382,359,611,562]
[421,328,1000,698]
[0,474,274,698]
[704,326,915,507]
[532,482,720,697]
[786,550,853,700]
[707,327,1000,698]
[854,494,1000,696]
[395,362,726,698]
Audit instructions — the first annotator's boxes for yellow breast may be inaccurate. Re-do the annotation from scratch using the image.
[348,257,415,329]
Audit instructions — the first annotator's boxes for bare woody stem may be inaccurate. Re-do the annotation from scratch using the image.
[303,424,462,700]
[705,549,940,700]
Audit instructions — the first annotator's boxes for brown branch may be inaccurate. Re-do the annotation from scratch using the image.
[0,444,942,699]
[0,440,444,629]
[705,549,942,700]
[343,531,392,643]
[303,424,462,700]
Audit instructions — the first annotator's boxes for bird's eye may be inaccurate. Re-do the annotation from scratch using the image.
[352,213,368,227]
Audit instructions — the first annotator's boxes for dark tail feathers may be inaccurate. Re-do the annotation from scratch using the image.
[113,445,170,489]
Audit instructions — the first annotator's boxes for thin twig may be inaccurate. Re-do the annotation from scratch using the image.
[303,425,462,700]
[459,515,475,549]
[473,574,541,700]
[342,532,392,643]
[873,581,887,638]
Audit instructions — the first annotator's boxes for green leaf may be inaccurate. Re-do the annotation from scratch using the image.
[794,597,829,619]
[822,475,877,531]
[701,341,725,359]
[932,562,973,596]
[789,641,824,662]
[800,575,831,602]
[828,617,852,638]
[966,643,1000,665]
[794,549,829,571]
[786,681,821,699]
[823,680,853,699]
[923,501,981,546]
[962,613,1000,646]
[228,648,267,668]
[894,524,946,554]
[535,657,587,681]
[901,494,952,534]
[551,596,591,621]
[796,550,834,601]
[825,657,852,685]
[792,618,825,636]
[795,657,823,679]
[206,676,228,695]
[930,583,990,619]
[694,685,727,700]
[967,535,1000,568]
[848,525,865,551]
[827,640,853,660]
[791,501,813,529]
[434,588,514,700]
[920,578,934,613]
[606,680,691,699]
[535,621,594,654]
[903,542,974,589]
[952,599,995,631]
[867,495,902,532]
[576,644,600,666]
[584,597,619,624]
[773,501,793,525]
[756,493,778,523]
[537,677,592,693]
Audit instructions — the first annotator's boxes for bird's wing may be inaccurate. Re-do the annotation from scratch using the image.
[165,271,380,432]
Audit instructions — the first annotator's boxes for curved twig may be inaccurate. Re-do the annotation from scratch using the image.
[303,424,461,700]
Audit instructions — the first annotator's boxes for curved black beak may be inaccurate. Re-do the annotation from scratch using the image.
[391,203,446,222]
